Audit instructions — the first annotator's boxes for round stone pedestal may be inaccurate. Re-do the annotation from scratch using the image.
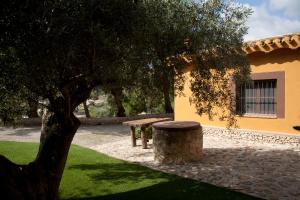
[152,121,203,164]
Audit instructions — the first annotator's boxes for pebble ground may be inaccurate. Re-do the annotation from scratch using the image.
[92,132,300,200]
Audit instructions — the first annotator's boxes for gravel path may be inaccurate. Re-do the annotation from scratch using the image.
[0,125,130,147]
[0,125,299,200]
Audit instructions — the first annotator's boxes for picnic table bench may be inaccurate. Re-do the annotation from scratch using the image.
[123,117,172,149]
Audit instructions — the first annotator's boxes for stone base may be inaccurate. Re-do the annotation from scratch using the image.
[203,125,300,147]
[153,121,203,164]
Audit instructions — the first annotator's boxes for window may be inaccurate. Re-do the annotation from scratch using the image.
[236,80,277,115]
[233,71,285,118]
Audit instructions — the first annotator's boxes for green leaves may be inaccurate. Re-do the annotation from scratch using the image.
[1,0,251,123]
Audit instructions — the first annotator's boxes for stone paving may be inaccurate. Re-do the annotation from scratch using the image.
[0,125,300,199]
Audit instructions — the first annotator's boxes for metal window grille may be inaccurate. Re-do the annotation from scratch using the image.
[236,79,277,115]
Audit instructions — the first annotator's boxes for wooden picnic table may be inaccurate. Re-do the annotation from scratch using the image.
[123,117,172,149]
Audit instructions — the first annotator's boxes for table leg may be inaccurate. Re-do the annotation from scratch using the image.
[141,126,147,149]
[131,126,136,147]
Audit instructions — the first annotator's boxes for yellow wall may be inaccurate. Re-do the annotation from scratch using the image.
[175,48,300,134]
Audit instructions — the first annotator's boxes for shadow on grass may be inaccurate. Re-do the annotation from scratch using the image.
[65,146,300,200]
[67,161,260,200]
[69,162,171,182]
[66,178,259,200]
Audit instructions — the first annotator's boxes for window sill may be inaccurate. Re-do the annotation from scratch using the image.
[237,114,277,119]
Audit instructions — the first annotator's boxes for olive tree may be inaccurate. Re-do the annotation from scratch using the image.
[0,0,250,199]
[1,1,148,199]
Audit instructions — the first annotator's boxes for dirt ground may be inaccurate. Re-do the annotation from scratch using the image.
[0,124,130,148]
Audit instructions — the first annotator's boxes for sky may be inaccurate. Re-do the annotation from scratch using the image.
[237,0,300,41]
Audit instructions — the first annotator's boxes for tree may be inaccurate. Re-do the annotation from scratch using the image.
[0,48,29,124]
[110,87,126,117]
[103,61,156,117]
[1,1,148,199]
[0,0,250,199]
[100,46,154,117]
[0,90,27,125]
[26,99,39,118]
[100,63,133,117]
[143,0,192,113]
[82,101,91,118]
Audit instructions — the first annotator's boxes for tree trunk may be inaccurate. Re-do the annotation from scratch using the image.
[27,98,39,118]
[111,87,126,117]
[82,101,90,118]
[163,84,173,113]
[0,110,80,200]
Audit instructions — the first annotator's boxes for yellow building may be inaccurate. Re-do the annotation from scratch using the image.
[175,33,300,140]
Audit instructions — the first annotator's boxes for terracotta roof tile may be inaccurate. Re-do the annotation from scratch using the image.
[243,32,300,54]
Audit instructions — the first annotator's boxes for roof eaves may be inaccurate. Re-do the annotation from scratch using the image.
[243,32,300,54]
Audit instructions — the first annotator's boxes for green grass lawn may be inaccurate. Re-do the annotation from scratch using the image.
[0,141,260,200]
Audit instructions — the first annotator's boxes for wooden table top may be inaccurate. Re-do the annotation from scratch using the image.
[123,117,172,127]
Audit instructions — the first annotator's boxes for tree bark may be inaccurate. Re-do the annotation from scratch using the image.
[162,83,173,113]
[111,87,126,117]
[82,101,90,118]
[27,98,39,118]
[0,109,80,200]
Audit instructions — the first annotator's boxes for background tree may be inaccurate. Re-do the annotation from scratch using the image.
[100,61,141,117]
[103,61,163,116]
[82,101,91,118]
[143,0,194,113]
[0,0,250,199]
[26,99,39,118]
[0,90,28,125]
